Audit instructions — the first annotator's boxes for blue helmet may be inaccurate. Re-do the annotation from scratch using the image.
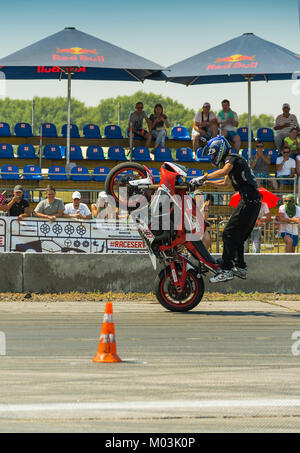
[202,135,231,166]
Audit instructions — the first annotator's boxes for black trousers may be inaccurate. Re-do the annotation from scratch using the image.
[222,200,261,270]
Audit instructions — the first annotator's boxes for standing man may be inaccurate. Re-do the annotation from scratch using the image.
[190,136,261,283]
[2,185,30,221]
[274,103,299,153]
[64,191,92,220]
[217,99,241,153]
[192,102,218,153]
[128,102,152,148]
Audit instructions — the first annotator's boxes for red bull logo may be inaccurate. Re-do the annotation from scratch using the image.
[52,46,104,62]
[216,54,255,63]
[57,47,98,55]
[207,54,258,71]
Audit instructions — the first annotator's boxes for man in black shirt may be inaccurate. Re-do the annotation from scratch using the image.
[2,185,30,221]
[191,136,261,283]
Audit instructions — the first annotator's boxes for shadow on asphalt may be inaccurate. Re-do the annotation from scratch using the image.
[167,310,300,318]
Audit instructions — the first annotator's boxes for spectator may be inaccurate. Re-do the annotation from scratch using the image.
[275,145,296,188]
[250,201,271,253]
[91,191,116,220]
[2,185,30,221]
[283,127,300,158]
[128,102,152,148]
[250,141,277,189]
[191,102,218,153]
[34,185,64,221]
[217,99,241,152]
[278,194,300,253]
[149,103,170,151]
[64,191,92,220]
[274,104,299,153]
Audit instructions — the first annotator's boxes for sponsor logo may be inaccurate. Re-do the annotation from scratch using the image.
[52,46,104,62]
[37,66,86,73]
[207,54,258,71]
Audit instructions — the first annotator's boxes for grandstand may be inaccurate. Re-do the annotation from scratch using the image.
[0,120,298,254]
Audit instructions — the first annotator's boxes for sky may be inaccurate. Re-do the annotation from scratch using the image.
[0,0,300,117]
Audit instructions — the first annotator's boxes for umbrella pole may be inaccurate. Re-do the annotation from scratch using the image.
[66,72,72,168]
[247,75,252,161]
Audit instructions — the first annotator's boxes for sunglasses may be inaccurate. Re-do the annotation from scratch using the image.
[256,145,264,148]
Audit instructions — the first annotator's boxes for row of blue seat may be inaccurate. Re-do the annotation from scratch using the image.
[0,164,211,183]
[0,143,198,162]
[0,121,276,142]
[0,142,281,164]
[0,122,191,140]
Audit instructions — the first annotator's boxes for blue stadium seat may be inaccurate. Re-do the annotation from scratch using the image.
[149,168,160,183]
[186,168,203,182]
[41,123,58,138]
[237,127,254,141]
[44,144,63,159]
[265,148,278,164]
[1,164,20,180]
[86,145,105,160]
[17,144,37,159]
[93,166,111,182]
[69,145,83,160]
[61,123,80,138]
[241,149,256,161]
[0,144,14,158]
[257,127,274,142]
[14,122,33,137]
[108,146,127,161]
[196,147,211,162]
[70,166,91,181]
[171,126,190,140]
[153,147,173,161]
[83,124,101,138]
[22,165,42,180]
[132,146,152,161]
[48,165,68,181]
[104,124,123,139]
[0,122,11,136]
[176,147,195,162]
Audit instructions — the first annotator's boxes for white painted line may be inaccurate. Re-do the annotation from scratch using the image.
[0,399,300,414]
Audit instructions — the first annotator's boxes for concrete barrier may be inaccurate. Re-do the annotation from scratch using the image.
[23,254,155,293]
[3,252,300,294]
[0,253,23,292]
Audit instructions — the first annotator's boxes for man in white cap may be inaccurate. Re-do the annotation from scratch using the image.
[64,191,92,220]
[191,102,218,154]
[274,103,299,153]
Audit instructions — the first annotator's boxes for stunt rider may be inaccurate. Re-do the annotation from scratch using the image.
[190,136,261,283]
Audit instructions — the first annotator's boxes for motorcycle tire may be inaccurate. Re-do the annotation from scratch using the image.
[105,161,152,209]
[154,266,204,312]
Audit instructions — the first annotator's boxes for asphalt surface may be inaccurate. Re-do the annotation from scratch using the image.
[0,298,300,433]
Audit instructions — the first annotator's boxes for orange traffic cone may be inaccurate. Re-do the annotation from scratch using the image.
[93,302,122,363]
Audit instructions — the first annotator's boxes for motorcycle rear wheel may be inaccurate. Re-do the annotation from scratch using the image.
[154,266,204,312]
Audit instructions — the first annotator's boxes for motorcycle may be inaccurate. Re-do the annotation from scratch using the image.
[105,161,221,312]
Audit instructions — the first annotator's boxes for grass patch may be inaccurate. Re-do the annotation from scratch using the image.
[0,291,299,302]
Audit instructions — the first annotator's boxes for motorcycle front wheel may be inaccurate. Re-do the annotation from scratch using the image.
[154,266,204,312]
[105,161,153,210]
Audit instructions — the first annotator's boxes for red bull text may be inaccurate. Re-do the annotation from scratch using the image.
[52,47,104,62]
[207,54,258,71]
